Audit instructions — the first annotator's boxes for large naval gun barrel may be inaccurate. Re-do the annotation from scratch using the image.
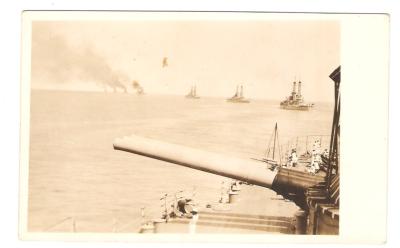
[114,135,325,209]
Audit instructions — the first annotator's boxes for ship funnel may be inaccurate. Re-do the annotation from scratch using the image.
[292,81,297,98]
[292,81,297,93]
[298,81,302,97]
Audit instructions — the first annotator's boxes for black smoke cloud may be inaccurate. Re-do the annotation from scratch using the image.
[31,24,127,92]
[132,80,144,95]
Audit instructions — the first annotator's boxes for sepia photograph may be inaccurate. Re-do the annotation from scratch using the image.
[18,11,388,243]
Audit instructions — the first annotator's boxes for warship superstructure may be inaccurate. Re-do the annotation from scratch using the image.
[185,85,200,99]
[226,85,250,103]
[280,80,314,110]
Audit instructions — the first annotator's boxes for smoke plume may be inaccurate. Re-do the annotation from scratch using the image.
[132,80,144,95]
[31,27,128,93]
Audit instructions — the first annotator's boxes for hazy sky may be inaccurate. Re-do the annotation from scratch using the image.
[31,20,340,102]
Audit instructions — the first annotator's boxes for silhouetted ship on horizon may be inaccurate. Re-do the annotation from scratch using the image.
[185,85,200,99]
[280,80,314,110]
[226,85,250,103]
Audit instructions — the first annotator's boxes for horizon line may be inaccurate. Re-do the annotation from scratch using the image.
[30,88,335,104]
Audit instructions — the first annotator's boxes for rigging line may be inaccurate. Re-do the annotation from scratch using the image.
[265,125,274,158]
[276,126,282,165]
[272,123,277,160]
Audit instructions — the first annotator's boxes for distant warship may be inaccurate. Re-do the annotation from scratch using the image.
[280,80,314,110]
[185,85,200,99]
[226,85,250,103]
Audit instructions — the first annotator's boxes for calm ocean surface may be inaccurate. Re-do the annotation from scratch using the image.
[28,90,333,232]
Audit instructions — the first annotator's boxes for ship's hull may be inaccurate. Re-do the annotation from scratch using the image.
[280,104,312,111]
[226,98,250,103]
[185,95,200,99]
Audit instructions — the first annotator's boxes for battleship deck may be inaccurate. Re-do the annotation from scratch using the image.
[152,184,300,234]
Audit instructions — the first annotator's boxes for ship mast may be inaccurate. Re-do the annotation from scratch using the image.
[265,122,281,164]
[292,80,297,100]
[272,123,277,160]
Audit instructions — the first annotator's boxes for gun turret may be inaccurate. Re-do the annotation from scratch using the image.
[113,135,325,209]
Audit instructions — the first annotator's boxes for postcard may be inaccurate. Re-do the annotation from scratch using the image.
[19,11,389,243]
